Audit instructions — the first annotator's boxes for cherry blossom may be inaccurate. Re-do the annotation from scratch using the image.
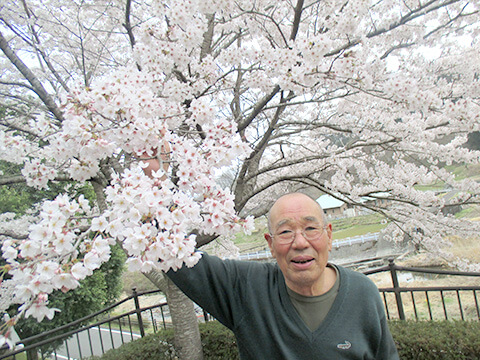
[1,0,479,348]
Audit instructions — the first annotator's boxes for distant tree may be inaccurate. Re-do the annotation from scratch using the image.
[0,160,96,215]
[466,132,480,150]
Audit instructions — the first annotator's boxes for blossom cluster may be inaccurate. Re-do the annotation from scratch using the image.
[2,60,253,331]
[1,21,253,331]
[0,129,34,165]
[0,195,111,324]
[101,165,253,273]
[1,168,253,328]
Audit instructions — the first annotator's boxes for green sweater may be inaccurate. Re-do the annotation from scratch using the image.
[167,253,399,360]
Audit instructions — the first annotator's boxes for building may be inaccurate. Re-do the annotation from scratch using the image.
[316,194,350,219]
[316,193,391,219]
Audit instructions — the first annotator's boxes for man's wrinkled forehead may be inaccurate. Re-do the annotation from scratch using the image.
[274,216,321,229]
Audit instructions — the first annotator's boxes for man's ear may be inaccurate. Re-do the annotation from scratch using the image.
[264,233,275,257]
[326,223,333,251]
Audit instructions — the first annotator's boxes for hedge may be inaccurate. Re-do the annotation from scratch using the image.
[389,320,480,359]
[91,320,480,360]
[90,322,238,360]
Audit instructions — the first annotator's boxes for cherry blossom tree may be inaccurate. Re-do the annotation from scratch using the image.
[1,0,480,358]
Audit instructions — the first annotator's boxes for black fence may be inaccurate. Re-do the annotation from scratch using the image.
[364,258,480,321]
[2,259,480,359]
[0,289,171,360]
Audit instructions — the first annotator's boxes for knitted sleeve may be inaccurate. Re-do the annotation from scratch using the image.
[166,252,259,329]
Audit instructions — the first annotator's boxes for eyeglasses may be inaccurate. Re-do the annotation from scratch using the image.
[272,225,328,245]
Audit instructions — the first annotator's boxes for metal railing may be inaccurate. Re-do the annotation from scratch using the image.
[0,289,171,360]
[2,258,479,359]
[333,233,379,247]
[238,249,271,261]
[364,259,480,321]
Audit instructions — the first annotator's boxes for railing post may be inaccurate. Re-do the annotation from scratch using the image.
[388,258,406,320]
[132,288,145,337]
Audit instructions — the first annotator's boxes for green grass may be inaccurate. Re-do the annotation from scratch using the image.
[455,205,480,219]
[330,214,387,240]
[446,163,480,180]
[231,218,269,252]
[332,223,386,240]
[1,351,27,360]
[413,183,447,191]
[330,213,384,230]
[102,319,158,335]
[413,163,480,190]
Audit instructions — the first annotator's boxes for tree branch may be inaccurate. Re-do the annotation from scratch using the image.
[235,90,294,210]
[0,174,72,186]
[326,0,466,57]
[0,79,34,91]
[290,0,304,41]
[236,85,281,132]
[200,14,215,61]
[0,31,64,122]
[1,116,41,137]
[20,0,70,93]
[0,230,28,240]
[123,0,136,48]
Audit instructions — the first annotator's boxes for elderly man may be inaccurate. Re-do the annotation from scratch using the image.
[167,192,399,359]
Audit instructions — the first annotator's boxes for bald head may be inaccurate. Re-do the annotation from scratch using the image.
[267,193,327,233]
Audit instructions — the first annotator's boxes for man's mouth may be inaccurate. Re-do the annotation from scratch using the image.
[291,257,314,264]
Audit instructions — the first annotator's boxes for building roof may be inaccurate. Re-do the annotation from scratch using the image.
[317,192,392,211]
[358,192,391,203]
[316,194,345,210]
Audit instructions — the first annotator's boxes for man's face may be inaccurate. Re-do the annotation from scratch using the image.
[265,193,333,296]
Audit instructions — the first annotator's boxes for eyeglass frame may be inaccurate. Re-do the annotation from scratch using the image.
[270,225,329,245]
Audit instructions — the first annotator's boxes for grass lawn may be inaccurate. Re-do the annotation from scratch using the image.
[2,351,27,360]
[331,222,386,240]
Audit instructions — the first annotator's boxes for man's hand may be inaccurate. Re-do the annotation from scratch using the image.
[139,140,170,179]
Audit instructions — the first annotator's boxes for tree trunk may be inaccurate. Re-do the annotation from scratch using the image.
[165,277,204,360]
[144,270,204,360]
[26,349,38,360]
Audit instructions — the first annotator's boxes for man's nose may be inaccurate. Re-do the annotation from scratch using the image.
[291,231,309,248]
